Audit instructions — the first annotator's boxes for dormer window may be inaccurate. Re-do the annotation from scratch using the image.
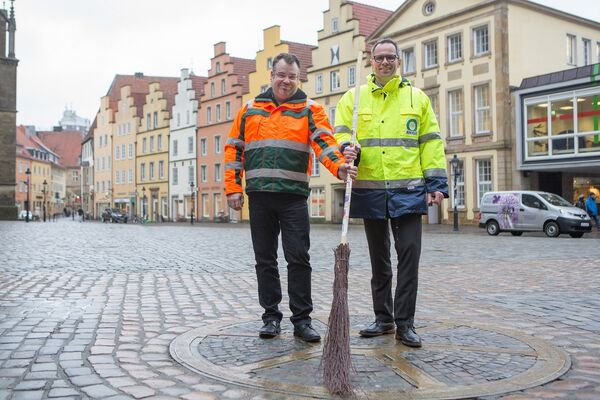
[423,1,435,16]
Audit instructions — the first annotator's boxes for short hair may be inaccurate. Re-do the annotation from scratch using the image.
[272,53,300,71]
[371,38,400,57]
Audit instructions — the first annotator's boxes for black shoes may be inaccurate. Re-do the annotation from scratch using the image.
[259,320,281,338]
[359,321,396,337]
[396,326,422,348]
[293,323,321,342]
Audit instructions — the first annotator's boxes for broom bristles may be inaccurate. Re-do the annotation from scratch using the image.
[322,243,354,396]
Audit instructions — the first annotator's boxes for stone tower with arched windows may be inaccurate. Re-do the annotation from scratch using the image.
[0,0,18,219]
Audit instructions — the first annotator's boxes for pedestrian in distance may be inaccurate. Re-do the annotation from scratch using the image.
[585,192,599,231]
[335,38,448,348]
[224,52,357,343]
[574,194,586,211]
[78,207,84,223]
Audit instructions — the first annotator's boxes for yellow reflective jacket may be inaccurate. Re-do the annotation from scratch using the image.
[334,74,448,218]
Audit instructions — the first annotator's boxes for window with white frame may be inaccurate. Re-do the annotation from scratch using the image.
[448,89,464,138]
[150,136,154,152]
[188,165,194,184]
[348,66,356,87]
[115,145,120,160]
[153,112,158,128]
[186,110,190,125]
[566,34,576,65]
[448,33,462,63]
[121,144,126,160]
[202,193,209,217]
[200,165,207,182]
[159,161,164,180]
[200,138,207,156]
[402,47,415,74]
[173,167,178,185]
[474,84,491,134]
[210,82,215,97]
[215,62,221,73]
[129,143,133,159]
[473,25,489,56]
[330,70,340,91]
[310,187,325,217]
[476,159,492,207]
[331,17,338,33]
[216,104,221,122]
[221,79,226,95]
[583,38,592,66]
[207,107,212,124]
[311,150,320,176]
[267,57,273,69]
[128,169,133,183]
[188,136,194,153]
[142,138,147,154]
[316,74,323,94]
[215,136,221,154]
[173,139,178,156]
[424,40,438,68]
[214,163,221,182]
[225,101,231,120]
[141,163,146,181]
[146,114,151,130]
[149,162,155,180]
[157,134,162,151]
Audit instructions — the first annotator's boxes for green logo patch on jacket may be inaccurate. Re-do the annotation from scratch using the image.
[406,118,418,135]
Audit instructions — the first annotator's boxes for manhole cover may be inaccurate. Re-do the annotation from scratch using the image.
[170,316,570,399]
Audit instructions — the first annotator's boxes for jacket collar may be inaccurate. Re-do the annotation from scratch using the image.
[256,87,307,106]
[367,73,410,94]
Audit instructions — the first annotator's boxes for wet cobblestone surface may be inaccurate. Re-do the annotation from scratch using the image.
[0,219,599,399]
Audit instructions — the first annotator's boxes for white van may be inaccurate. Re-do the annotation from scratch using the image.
[478,191,592,238]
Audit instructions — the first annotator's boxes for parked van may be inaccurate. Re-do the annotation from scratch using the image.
[478,191,592,238]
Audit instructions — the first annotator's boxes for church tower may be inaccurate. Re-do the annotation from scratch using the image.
[0,0,18,219]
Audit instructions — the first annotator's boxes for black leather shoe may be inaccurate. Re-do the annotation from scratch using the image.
[293,323,321,342]
[395,326,422,348]
[259,320,281,338]
[359,321,395,337]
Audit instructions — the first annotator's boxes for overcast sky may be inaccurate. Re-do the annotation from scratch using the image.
[12,0,600,130]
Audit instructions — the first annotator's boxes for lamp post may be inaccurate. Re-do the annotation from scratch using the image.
[190,181,195,225]
[25,168,31,223]
[142,186,147,220]
[450,155,460,232]
[42,179,48,222]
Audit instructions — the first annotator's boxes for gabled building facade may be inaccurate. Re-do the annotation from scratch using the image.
[93,96,115,217]
[197,42,255,222]
[81,127,94,218]
[370,0,600,225]
[169,69,206,221]
[305,0,392,222]
[135,80,178,221]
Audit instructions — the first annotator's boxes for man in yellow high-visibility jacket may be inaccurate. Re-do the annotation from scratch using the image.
[335,38,448,347]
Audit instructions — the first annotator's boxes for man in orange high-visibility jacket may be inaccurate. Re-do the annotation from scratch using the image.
[225,53,357,342]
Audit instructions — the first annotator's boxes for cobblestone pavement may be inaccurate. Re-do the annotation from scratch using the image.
[0,219,599,399]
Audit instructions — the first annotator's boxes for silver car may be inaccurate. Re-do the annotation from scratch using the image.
[478,190,592,238]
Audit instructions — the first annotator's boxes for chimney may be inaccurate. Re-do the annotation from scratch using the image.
[134,72,144,78]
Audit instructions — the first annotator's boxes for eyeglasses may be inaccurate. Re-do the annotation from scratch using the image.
[372,54,398,63]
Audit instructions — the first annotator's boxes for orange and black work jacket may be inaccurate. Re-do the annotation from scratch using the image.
[225,88,345,198]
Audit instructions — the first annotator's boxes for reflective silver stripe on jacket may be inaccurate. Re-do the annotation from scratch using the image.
[245,139,311,153]
[353,178,425,189]
[318,146,338,162]
[246,168,309,182]
[423,168,447,177]
[225,161,243,170]
[310,128,333,141]
[419,132,442,144]
[358,138,418,148]
[334,125,352,133]
[226,138,245,149]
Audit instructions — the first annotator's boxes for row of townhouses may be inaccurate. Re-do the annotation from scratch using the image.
[78,0,600,225]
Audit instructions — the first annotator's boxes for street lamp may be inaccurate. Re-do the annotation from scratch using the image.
[450,155,460,232]
[142,186,147,220]
[42,179,48,222]
[190,181,195,225]
[25,168,31,223]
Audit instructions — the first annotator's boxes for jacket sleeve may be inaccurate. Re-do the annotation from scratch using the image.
[308,102,345,179]
[224,104,248,195]
[334,89,354,146]
[418,94,449,197]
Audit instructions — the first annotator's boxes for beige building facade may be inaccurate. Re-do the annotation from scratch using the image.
[93,96,114,217]
[370,0,600,225]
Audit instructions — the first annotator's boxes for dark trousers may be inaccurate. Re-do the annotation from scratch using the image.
[363,214,422,328]
[248,192,312,327]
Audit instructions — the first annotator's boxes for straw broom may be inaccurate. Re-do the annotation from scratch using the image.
[322,51,363,397]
